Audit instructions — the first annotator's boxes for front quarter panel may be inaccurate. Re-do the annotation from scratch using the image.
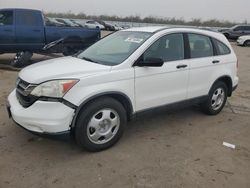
[63,68,135,112]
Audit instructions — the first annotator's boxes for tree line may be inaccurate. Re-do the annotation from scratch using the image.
[45,12,248,28]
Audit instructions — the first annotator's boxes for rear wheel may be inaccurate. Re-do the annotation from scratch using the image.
[10,51,33,68]
[75,97,127,152]
[201,81,228,115]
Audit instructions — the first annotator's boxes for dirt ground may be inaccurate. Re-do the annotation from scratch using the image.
[0,43,250,188]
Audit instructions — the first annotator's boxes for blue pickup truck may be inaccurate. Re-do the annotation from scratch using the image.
[0,8,101,65]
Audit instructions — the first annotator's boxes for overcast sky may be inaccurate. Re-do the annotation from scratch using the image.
[1,0,249,22]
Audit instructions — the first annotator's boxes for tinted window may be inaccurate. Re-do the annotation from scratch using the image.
[213,39,230,55]
[143,33,184,62]
[234,26,244,31]
[243,26,250,31]
[16,11,41,26]
[0,11,13,25]
[188,33,213,58]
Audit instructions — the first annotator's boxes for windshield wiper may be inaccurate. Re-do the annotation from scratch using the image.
[81,56,97,63]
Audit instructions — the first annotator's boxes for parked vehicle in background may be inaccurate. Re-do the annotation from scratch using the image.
[69,19,84,27]
[222,25,250,39]
[198,27,218,32]
[71,19,87,27]
[114,24,123,30]
[95,20,116,31]
[55,18,80,27]
[7,26,238,151]
[45,17,66,27]
[0,8,100,66]
[85,20,105,30]
[237,35,250,46]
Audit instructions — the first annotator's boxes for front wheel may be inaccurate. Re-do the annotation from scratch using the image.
[244,40,250,47]
[201,81,228,115]
[75,97,127,152]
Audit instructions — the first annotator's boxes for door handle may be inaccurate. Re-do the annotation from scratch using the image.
[176,64,187,69]
[212,60,220,64]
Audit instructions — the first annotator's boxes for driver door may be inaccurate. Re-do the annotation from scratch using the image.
[134,33,189,111]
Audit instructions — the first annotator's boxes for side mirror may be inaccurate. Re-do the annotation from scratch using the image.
[137,57,164,67]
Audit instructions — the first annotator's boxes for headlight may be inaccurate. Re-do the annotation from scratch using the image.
[31,79,79,98]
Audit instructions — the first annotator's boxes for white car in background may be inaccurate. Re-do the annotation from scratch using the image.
[237,35,250,46]
[85,20,105,29]
[7,27,238,152]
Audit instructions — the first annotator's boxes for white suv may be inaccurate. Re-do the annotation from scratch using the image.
[7,27,239,151]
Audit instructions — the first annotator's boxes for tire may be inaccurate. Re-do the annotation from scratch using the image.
[244,40,250,47]
[62,47,78,56]
[223,33,230,39]
[201,81,228,115]
[75,97,127,152]
[10,51,33,68]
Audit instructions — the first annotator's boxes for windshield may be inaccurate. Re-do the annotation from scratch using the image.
[77,31,152,66]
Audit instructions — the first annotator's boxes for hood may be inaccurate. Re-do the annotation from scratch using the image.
[19,56,111,84]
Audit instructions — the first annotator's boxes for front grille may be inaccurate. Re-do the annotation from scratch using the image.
[16,78,38,108]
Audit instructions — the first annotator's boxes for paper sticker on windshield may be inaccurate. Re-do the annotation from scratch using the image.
[125,37,144,43]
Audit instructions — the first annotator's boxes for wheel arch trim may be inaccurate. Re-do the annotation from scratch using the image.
[210,75,233,96]
[70,91,134,128]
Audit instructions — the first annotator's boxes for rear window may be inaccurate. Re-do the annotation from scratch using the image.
[0,11,13,25]
[213,39,231,55]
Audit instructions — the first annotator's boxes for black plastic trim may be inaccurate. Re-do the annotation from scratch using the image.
[38,97,77,109]
[210,37,218,56]
[12,119,71,141]
[133,95,208,118]
[183,33,191,59]
[232,84,238,92]
[211,75,233,96]
[70,91,134,128]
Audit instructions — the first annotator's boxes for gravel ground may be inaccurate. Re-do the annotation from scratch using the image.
[0,43,250,188]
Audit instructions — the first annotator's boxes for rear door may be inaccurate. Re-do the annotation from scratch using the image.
[15,9,45,51]
[187,33,218,99]
[0,10,15,52]
[243,26,250,35]
[233,26,245,37]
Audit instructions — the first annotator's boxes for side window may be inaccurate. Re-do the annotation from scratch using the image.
[143,33,184,62]
[16,11,41,26]
[213,39,231,55]
[243,26,250,31]
[234,26,243,31]
[0,11,13,25]
[188,33,213,58]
